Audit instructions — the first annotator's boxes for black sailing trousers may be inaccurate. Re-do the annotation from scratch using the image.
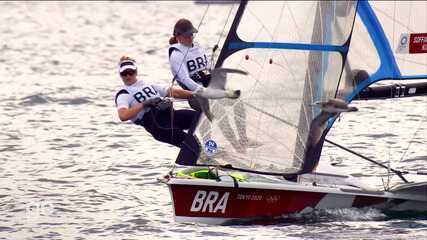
[138,107,197,148]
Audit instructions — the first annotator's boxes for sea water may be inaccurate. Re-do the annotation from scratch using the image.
[0,1,426,240]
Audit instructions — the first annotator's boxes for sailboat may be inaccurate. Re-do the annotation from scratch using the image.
[160,0,427,224]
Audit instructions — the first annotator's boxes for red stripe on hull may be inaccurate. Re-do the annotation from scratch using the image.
[170,184,326,218]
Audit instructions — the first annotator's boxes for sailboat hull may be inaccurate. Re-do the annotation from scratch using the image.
[163,177,427,225]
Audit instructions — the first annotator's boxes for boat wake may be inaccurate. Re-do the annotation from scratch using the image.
[223,207,387,226]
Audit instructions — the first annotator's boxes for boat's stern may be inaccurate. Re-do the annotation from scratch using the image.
[159,171,238,224]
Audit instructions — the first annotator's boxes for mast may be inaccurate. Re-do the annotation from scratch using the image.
[176,1,381,177]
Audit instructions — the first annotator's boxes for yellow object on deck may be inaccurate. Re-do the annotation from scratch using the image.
[176,168,246,182]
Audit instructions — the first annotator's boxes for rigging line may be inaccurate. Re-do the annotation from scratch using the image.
[246,7,272,38]
[193,163,299,178]
[234,64,289,142]
[300,1,327,146]
[334,3,362,100]
[242,101,305,166]
[332,2,337,44]
[285,1,309,80]
[233,62,284,112]
[233,6,304,144]
[230,106,305,165]
[236,62,309,151]
[371,4,415,33]
[388,1,398,186]
[206,97,305,165]
[395,57,427,67]
[401,1,413,75]
[318,2,325,97]
[230,22,275,115]
[306,2,329,133]
[223,60,267,148]
[270,2,306,143]
[210,3,235,69]
[286,1,312,73]
[242,101,298,128]
[246,2,301,93]
[232,55,260,98]
[385,0,398,189]
[333,1,359,100]
[195,4,210,34]
[239,5,301,112]
[271,2,286,42]
[398,110,427,163]
[324,138,409,183]
[265,1,286,68]
[341,1,354,44]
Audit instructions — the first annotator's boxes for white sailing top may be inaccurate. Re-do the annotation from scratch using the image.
[169,43,209,91]
[115,79,169,123]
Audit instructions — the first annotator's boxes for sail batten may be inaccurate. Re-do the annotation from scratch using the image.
[228,42,349,53]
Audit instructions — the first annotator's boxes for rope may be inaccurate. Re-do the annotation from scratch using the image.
[209,4,235,69]
[325,138,408,183]
[384,1,397,190]
[399,112,427,163]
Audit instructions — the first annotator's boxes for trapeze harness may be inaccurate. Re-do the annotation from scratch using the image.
[169,43,211,89]
[115,80,196,147]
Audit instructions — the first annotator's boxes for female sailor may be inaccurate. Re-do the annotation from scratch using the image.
[168,18,258,153]
[115,56,198,148]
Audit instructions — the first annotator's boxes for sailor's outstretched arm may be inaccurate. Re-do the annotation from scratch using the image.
[166,87,240,100]
[166,87,193,99]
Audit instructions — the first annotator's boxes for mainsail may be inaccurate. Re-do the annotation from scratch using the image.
[177,1,426,175]
[176,0,359,175]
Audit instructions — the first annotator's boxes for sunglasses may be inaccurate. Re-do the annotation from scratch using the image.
[120,69,136,77]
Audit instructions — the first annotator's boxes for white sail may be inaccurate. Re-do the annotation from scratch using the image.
[186,1,358,174]
[175,0,427,179]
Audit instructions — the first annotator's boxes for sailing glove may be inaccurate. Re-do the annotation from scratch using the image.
[156,98,173,110]
[143,97,162,109]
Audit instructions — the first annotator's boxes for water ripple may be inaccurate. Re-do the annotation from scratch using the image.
[36,178,74,184]
[19,94,52,106]
[1,2,426,240]
[56,97,93,105]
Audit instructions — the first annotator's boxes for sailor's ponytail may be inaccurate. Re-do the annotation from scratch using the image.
[169,36,178,45]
